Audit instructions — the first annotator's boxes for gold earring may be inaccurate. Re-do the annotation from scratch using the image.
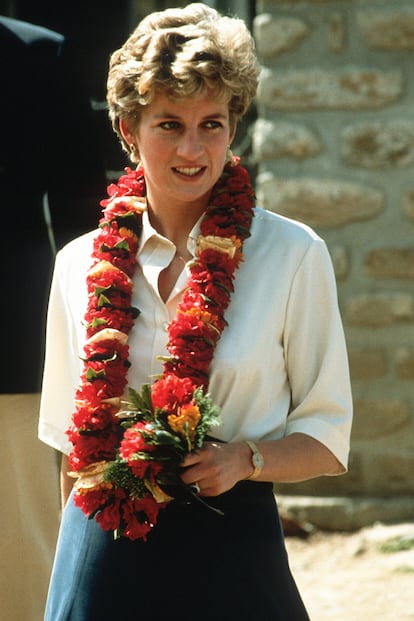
[129,143,141,165]
[226,145,234,164]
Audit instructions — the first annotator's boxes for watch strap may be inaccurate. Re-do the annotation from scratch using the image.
[245,440,264,480]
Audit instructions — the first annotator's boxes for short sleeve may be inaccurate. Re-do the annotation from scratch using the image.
[38,244,87,454]
[283,238,353,469]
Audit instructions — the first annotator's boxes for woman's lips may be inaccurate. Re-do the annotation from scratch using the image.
[172,166,206,177]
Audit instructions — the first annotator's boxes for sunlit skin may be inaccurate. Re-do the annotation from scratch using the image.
[119,93,236,244]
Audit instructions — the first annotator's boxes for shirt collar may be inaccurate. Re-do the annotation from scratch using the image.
[138,208,203,259]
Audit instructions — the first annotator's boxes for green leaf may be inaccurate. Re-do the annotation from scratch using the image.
[95,285,112,297]
[152,429,182,447]
[127,385,153,414]
[91,317,107,328]
[236,223,253,238]
[97,293,111,308]
[130,306,141,319]
[100,239,130,253]
[142,383,152,407]
[114,212,142,236]
[104,459,147,498]
[86,367,106,382]
[156,355,175,364]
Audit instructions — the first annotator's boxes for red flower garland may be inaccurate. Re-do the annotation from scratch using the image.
[66,158,255,540]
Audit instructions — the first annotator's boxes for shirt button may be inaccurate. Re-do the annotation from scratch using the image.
[162,321,169,332]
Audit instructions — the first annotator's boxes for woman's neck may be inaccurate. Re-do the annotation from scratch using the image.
[146,196,208,257]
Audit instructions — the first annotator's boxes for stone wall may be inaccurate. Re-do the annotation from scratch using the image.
[253,0,414,510]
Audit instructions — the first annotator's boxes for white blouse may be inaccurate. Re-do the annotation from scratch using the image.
[38,206,353,468]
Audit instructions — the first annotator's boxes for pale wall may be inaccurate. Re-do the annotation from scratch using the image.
[253,0,414,502]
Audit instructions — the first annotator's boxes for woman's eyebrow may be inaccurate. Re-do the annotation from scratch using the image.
[152,111,228,120]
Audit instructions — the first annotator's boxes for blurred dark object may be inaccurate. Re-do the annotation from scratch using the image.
[0,16,107,392]
[280,513,314,539]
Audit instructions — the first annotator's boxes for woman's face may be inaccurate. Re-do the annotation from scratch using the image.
[121,92,235,212]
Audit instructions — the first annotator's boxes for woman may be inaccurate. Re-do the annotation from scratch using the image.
[39,4,352,620]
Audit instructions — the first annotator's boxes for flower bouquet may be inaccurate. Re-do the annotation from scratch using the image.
[70,376,220,540]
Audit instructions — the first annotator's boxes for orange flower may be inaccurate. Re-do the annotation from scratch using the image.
[119,226,139,242]
[167,403,201,445]
[182,307,222,331]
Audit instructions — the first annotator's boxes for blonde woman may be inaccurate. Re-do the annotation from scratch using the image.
[39,4,352,619]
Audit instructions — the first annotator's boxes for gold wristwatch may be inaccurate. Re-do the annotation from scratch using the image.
[245,440,264,480]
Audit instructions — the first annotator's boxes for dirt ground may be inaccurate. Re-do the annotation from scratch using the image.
[284,522,414,621]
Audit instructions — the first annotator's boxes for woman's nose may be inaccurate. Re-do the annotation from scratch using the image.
[176,130,203,159]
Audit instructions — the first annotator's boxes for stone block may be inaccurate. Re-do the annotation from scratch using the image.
[357,8,414,50]
[396,348,414,379]
[253,14,309,58]
[352,398,410,439]
[330,245,349,280]
[348,347,386,380]
[328,12,346,53]
[403,190,414,221]
[258,67,402,110]
[252,119,322,161]
[365,248,414,279]
[256,175,384,228]
[342,121,414,169]
[276,495,414,531]
[365,451,414,495]
[346,292,414,326]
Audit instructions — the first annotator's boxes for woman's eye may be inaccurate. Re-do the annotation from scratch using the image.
[160,121,180,130]
[204,120,222,130]
[158,119,223,131]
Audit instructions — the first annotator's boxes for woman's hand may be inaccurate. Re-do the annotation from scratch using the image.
[180,441,253,497]
[179,433,344,497]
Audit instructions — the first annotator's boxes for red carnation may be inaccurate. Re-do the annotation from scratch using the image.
[94,490,126,532]
[67,427,118,470]
[73,487,112,515]
[119,422,162,479]
[122,496,161,541]
[151,375,195,412]
[101,167,145,206]
[84,308,135,336]
[72,403,115,431]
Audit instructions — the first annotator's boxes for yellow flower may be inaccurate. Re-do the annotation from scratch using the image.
[167,403,201,446]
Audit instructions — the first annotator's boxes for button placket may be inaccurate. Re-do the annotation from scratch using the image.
[150,306,170,377]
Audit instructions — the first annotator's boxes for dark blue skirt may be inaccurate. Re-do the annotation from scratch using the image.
[44,481,310,620]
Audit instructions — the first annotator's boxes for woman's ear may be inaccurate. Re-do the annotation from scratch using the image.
[119,117,140,162]
[228,118,237,145]
[119,117,135,146]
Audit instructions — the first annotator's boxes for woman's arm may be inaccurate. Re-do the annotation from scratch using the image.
[60,453,74,509]
[180,433,344,497]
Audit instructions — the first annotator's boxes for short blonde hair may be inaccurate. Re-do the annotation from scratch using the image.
[107,3,259,155]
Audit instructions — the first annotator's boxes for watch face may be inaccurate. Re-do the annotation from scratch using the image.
[253,453,264,468]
